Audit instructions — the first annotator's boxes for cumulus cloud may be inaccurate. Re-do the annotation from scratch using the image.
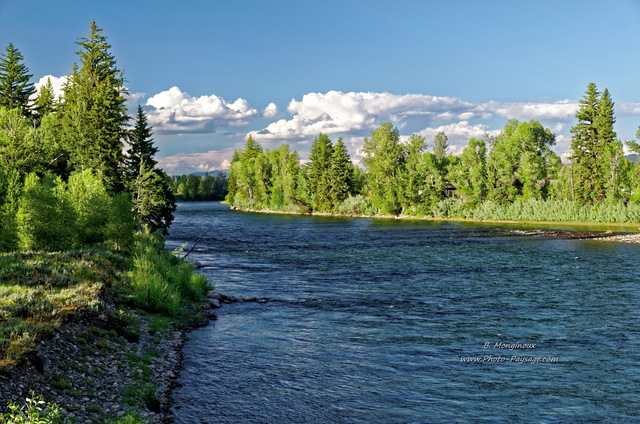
[157,148,237,174]
[34,75,67,99]
[250,91,478,141]
[481,100,578,121]
[263,102,279,118]
[418,121,502,155]
[145,86,258,133]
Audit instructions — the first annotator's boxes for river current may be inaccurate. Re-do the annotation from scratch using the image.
[165,202,640,423]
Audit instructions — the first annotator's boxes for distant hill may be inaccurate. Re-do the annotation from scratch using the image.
[625,154,640,163]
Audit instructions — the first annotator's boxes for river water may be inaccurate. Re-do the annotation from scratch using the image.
[166,202,640,423]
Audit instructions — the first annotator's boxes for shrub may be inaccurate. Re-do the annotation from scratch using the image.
[16,173,77,251]
[2,394,62,424]
[128,232,210,316]
[67,169,111,246]
[337,195,375,216]
[103,193,137,252]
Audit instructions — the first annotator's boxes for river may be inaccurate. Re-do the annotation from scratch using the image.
[165,202,640,423]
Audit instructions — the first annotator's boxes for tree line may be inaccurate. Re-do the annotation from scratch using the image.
[0,22,175,252]
[171,173,228,201]
[226,83,640,223]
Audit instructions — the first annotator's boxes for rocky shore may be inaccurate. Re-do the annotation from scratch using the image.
[0,304,212,423]
[0,288,269,423]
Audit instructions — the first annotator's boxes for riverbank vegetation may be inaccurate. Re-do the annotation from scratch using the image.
[0,22,210,422]
[170,173,227,201]
[226,83,640,224]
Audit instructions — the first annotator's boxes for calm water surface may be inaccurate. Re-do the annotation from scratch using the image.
[166,202,640,423]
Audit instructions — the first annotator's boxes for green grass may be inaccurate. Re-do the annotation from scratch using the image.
[0,250,125,367]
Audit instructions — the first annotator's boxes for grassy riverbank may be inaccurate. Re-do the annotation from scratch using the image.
[233,199,640,237]
[0,234,213,423]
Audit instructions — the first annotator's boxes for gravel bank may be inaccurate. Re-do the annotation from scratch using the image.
[0,306,210,423]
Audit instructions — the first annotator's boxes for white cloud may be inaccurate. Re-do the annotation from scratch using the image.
[34,75,67,99]
[145,86,258,133]
[481,100,578,121]
[418,121,502,155]
[617,101,640,117]
[250,91,478,140]
[157,148,237,174]
[263,102,279,118]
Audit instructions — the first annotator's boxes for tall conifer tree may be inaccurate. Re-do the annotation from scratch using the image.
[570,83,619,202]
[307,133,334,211]
[60,22,129,191]
[0,43,35,118]
[126,105,157,175]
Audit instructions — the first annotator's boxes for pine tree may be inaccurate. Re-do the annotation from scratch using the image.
[329,138,354,209]
[33,77,56,125]
[60,22,129,192]
[0,43,35,118]
[307,133,334,212]
[124,105,175,234]
[126,105,157,176]
[131,165,175,235]
[570,83,618,202]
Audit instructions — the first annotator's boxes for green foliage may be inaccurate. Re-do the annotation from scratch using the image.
[67,169,111,245]
[570,83,620,202]
[362,123,404,215]
[486,119,557,202]
[0,107,44,176]
[173,173,228,201]
[125,105,158,175]
[0,43,36,118]
[307,133,334,211]
[16,173,77,251]
[128,232,209,316]
[0,250,124,366]
[2,394,62,424]
[103,193,137,252]
[33,78,56,126]
[59,22,128,192]
[337,195,375,216]
[450,137,488,206]
[130,165,176,235]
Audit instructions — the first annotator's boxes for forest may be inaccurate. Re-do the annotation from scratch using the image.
[226,84,640,224]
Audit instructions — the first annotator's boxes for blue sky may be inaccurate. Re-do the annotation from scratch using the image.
[2,0,640,174]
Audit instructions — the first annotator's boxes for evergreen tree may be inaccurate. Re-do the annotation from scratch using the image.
[570,83,618,202]
[124,105,175,234]
[225,150,242,204]
[126,105,157,176]
[60,22,129,191]
[328,138,354,209]
[307,133,334,211]
[131,165,175,235]
[0,43,35,118]
[33,77,56,126]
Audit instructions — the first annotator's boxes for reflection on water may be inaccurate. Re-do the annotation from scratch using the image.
[166,202,640,423]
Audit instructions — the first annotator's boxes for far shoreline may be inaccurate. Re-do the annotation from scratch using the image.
[227,205,640,242]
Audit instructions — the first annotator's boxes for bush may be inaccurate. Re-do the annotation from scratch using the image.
[2,394,62,424]
[16,173,77,251]
[67,169,111,246]
[104,193,137,253]
[128,232,210,316]
[337,195,375,216]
